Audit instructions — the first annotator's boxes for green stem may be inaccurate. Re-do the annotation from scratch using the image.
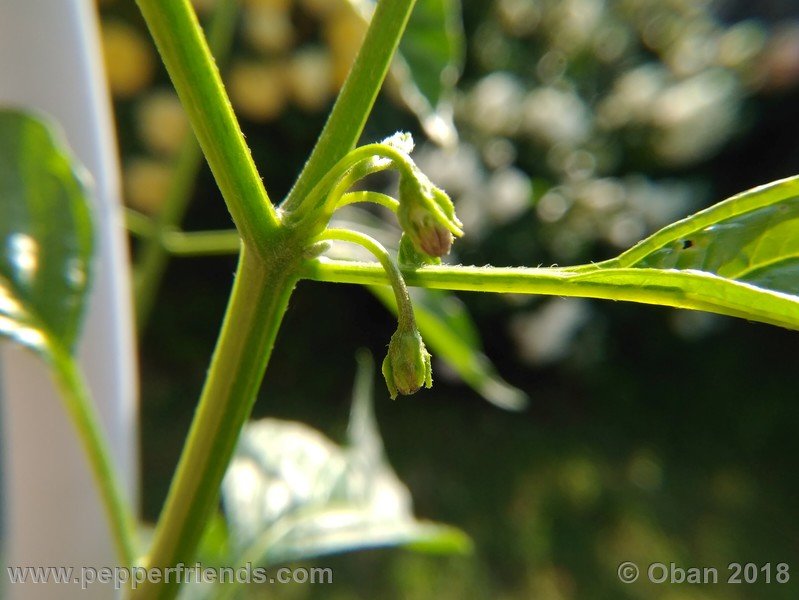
[163,229,241,256]
[291,142,415,227]
[125,208,155,238]
[131,1,420,596]
[317,228,414,324]
[282,0,418,213]
[51,346,137,566]
[131,246,299,599]
[302,259,799,330]
[125,220,242,257]
[135,0,279,247]
[339,191,400,212]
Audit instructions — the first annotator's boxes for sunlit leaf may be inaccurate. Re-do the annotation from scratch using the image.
[221,352,471,567]
[567,175,799,330]
[611,175,799,294]
[0,109,93,359]
[329,207,527,410]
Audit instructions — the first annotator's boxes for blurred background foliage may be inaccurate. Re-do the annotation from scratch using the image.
[99,0,799,597]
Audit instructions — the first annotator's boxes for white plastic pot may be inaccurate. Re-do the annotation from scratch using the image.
[0,1,138,598]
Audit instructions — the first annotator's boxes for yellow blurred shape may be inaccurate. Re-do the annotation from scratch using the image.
[242,6,295,54]
[136,91,190,157]
[101,20,156,99]
[242,0,293,9]
[323,7,367,88]
[124,158,173,215]
[287,47,334,111]
[228,60,287,121]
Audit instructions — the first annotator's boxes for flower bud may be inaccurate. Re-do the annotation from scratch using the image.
[398,233,441,267]
[398,170,463,258]
[381,323,432,399]
[402,203,454,257]
[382,131,415,155]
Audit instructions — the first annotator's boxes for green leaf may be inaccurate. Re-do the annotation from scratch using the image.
[0,109,93,358]
[329,207,528,410]
[610,175,799,294]
[0,111,138,565]
[565,175,799,329]
[570,267,799,329]
[221,352,471,568]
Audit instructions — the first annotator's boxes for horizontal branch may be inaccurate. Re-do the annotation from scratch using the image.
[164,229,241,256]
[301,258,799,331]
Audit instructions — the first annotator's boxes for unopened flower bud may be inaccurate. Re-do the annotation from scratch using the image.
[398,233,441,267]
[381,323,432,399]
[398,170,463,258]
[403,203,454,256]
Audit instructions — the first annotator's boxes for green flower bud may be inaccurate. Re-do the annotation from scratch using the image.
[382,131,415,155]
[398,170,463,258]
[398,233,441,267]
[381,323,432,399]
[354,132,415,178]
[402,203,454,257]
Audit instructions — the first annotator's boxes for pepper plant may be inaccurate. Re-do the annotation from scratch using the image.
[3,0,799,598]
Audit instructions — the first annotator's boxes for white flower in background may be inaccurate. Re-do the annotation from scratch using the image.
[522,86,592,146]
[463,72,525,136]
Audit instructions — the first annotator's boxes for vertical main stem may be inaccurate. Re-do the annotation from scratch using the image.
[131,1,421,598]
[134,0,240,332]
[135,0,279,246]
[131,246,298,599]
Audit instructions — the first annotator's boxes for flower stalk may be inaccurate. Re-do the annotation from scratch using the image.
[314,228,432,398]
